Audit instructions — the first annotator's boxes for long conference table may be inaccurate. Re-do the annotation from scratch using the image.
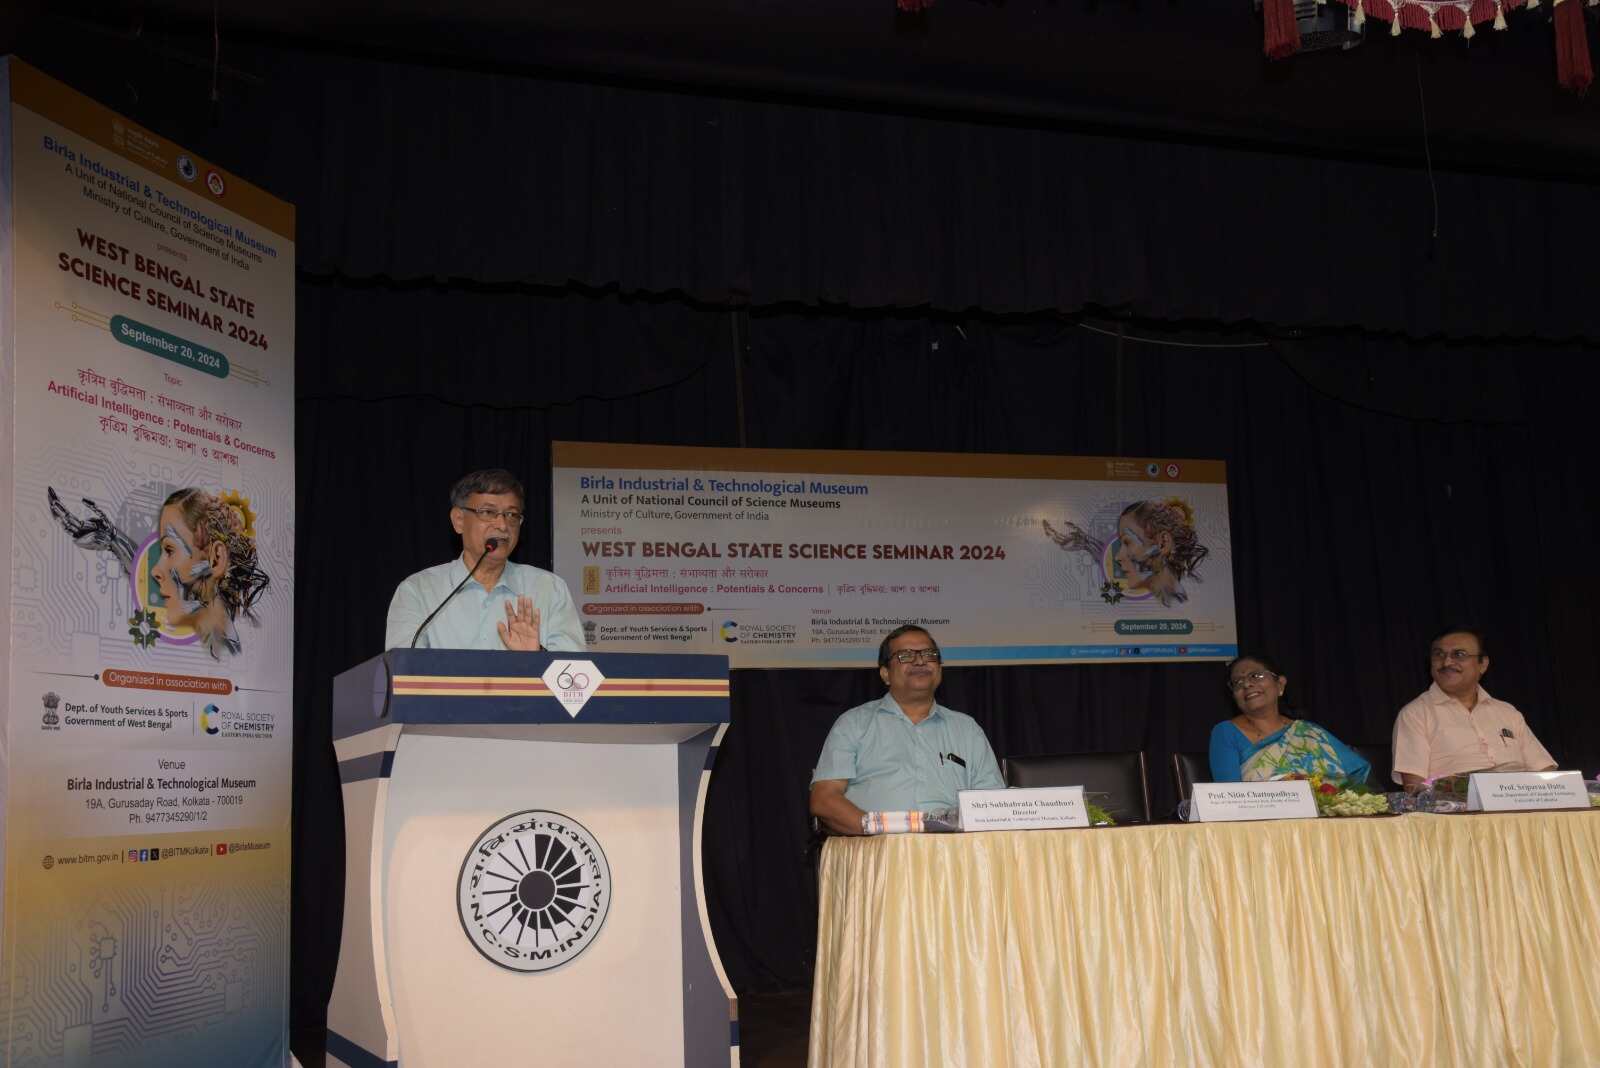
[810,810,1600,1068]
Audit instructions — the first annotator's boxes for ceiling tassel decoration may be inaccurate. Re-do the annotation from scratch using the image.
[1264,0,1304,57]
[1554,0,1594,91]
[1304,0,1596,92]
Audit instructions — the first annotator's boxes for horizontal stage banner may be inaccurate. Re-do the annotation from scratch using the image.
[552,442,1238,668]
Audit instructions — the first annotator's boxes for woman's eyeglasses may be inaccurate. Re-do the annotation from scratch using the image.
[1227,670,1274,692]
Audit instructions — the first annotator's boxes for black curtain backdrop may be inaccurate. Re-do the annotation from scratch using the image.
[12,28,1600,1037]
[15,34,1600,340]
[223,55,1600,339]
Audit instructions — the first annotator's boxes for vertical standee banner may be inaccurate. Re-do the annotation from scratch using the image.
[0,60,295,1066]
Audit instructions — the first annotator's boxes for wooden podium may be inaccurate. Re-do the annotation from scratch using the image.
[325,649,737,1067]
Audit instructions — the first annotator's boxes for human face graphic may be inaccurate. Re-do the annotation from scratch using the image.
[1114,511,1163,579]
[150,503,213,626]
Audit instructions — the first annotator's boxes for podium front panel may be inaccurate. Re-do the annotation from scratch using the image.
[327,651,736,1068]
[384,732,688,1064]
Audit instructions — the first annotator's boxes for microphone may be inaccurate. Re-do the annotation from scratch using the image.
[409,541,499,648]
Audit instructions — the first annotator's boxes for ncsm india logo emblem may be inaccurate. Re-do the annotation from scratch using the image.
[456,810,611,972]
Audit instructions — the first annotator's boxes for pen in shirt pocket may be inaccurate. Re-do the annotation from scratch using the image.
[943,752,966,769]
[1500,728,1514,746]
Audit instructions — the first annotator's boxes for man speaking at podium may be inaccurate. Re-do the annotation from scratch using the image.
[384,468,585,651]
[810,625,1003,834]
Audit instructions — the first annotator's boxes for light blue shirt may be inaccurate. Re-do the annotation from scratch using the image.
[811,695,1005,813]
[385,556,585,652]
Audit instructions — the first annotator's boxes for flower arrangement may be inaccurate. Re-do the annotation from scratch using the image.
[1304,774,1390,817]
[1424,774,1472,797]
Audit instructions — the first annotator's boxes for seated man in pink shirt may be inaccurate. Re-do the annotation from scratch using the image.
[1392,626,1556,789]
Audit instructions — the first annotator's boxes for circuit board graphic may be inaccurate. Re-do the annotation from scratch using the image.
[0,875,288,1067]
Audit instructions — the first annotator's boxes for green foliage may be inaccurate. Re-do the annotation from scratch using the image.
[127,610,160,649]
[1086,801,1116,826]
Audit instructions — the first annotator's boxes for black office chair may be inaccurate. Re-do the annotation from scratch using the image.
[1001,751,1152,824]
[805,785,829,859]
[1171,751,1209,803]
[1348,742,1393,790]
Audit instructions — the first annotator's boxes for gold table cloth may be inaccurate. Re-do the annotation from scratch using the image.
[809,812,1600,1068]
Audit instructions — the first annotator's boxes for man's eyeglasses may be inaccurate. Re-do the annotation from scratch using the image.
[889,649,941,665]
[1227,670,1275,692]
[459,506,524,526]
[1430,648,1482,663]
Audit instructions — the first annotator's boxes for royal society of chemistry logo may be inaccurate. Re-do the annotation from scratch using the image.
[456,810,611,973]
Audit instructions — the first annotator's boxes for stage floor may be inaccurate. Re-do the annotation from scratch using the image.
[293,988,812,1067]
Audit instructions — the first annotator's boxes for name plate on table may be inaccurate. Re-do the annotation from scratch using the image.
[1466,771,1590,812]
[959,786,1089,831]
[1190,781,1318,822]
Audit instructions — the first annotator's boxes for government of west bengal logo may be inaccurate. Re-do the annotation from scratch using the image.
[456,810,611,973]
